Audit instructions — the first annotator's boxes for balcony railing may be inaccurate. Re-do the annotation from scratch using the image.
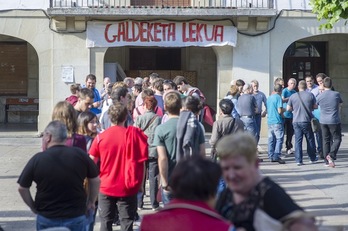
[50,0,273,9]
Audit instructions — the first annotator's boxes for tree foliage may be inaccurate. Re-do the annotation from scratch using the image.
[310,0,348,29]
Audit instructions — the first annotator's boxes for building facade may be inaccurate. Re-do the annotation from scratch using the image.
[0,0,347,133]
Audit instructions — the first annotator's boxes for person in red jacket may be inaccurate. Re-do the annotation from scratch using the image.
[89,103,148,231]
[140,156,236,231]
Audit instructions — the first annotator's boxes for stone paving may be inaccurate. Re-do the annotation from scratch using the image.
[0,125,348,230]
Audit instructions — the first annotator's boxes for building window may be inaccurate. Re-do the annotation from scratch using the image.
[284,42,325,57]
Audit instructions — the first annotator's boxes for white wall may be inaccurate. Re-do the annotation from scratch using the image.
[274,0,312,11]
[0,0,49,10]
[231,33,271,96]
[186,47,217,107]
[52,32,91,104]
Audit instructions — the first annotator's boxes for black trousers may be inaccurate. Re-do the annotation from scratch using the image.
[321,123,342,162]
[148,158,159,209]
[98,193,137,231]
[284,118,294,150]
[137,161,148,209]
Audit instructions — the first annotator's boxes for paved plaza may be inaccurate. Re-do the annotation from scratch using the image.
[0,124,348,230]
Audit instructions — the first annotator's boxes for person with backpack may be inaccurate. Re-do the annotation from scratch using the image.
[176,96,206,162]
[210,99,244,161]
[173,75,215,126]
[173,75,205,103]
[134,96,162,211]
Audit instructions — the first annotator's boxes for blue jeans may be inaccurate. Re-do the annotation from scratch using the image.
[217,177,226,196]
[254,114,262,144]
[315,130,323,153]
[240,117,258,140]
[37,214,86,231]
[268,123,284,161]
[161,188,172,205]
[293,122,317,164]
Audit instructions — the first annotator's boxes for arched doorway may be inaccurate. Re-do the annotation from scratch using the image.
[0,35,39,124]
[283,41,326,86]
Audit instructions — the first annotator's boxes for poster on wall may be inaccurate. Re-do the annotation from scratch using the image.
[86,20,237,48]
[61,66,74,83]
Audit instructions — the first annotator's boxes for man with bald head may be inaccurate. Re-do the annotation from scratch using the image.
[18,121,100,230]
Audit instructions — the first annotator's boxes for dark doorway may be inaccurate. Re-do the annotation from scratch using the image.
[283,41,326,86]
[129,48,181,70]
[130,0,190,6]
[0,42,28,95]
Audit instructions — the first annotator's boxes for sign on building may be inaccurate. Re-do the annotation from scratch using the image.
[87,20,237,47]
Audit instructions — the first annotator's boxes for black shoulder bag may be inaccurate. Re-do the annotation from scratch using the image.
[297,92,320,133]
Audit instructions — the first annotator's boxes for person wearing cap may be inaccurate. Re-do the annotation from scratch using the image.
[210,99,244,161]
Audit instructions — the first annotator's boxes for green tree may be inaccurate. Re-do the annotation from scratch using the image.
[310,0,348,29]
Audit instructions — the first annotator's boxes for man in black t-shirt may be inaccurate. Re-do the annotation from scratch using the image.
[17,121,100,231]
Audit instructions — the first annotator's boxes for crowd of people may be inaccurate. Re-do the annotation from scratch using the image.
[16,71,342,231]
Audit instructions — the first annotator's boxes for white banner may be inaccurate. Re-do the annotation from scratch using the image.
[0,0,49,10]
[87,20,237,48]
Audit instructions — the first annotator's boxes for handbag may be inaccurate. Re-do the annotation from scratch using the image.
[297,92,320,133]
[310,118,320,133]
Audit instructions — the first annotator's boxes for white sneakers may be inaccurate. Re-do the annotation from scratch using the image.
[326,155,335,168]
[287,148,295,155]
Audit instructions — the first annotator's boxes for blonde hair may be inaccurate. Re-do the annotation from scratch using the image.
[216,132,257,163]
[230,85,239,96]
[52,101,77,137]
[112,81,127,90]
